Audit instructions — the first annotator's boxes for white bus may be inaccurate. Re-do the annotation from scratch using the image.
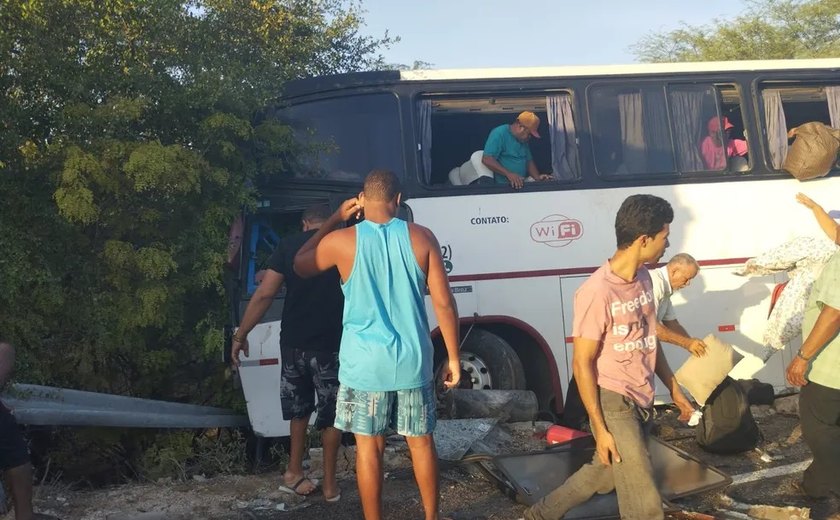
[230,59,840,437]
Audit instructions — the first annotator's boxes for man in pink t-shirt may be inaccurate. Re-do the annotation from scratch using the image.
[700,116,748,170]
[524,195,695,520]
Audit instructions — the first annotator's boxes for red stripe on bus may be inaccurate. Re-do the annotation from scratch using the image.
[239,358,280,368]
[718,325,736,332]
[449,267,595,282]
[697,257,751,267]
[565,336,574,344]
[448,257,750,283]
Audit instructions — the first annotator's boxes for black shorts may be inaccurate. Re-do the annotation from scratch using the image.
[0,404,29,470]
[280,348,340,430]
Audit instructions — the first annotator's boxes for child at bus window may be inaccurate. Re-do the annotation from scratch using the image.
[797,192,840,244]
[700,116,748,170]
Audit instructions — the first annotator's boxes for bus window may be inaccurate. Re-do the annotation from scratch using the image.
[278,93,403,181]
[589,85,675,176]
[418,93,580,186]
[760,83,840,170]
[667,83,748,173]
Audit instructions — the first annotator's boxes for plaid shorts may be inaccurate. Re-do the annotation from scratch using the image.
[334,382,436,437]
[280,348,339,430]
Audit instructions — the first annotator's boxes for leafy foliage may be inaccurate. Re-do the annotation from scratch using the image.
[0,0,392,405]
[137,429,249,481]
[632,0,840,62]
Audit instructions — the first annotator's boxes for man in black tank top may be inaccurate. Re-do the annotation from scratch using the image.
[232,204,344,502]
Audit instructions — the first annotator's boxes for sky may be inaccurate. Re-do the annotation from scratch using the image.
[360,0,750,69]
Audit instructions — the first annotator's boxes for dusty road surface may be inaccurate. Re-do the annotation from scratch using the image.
[16,405,840,520]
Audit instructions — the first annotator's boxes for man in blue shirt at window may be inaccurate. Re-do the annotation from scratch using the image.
[481,111,552,189]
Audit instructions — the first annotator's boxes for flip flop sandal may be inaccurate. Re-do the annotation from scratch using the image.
[278,476,318,496]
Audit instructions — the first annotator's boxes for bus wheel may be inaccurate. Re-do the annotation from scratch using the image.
[456,329,526,390]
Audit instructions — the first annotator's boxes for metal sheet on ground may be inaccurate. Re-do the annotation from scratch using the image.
[434,418,498,461]
[484,436,731,519]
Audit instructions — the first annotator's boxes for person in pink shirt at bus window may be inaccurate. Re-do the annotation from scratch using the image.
[700,116,748,171]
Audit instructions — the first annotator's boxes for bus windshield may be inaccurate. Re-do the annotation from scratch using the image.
[278,92,403,182]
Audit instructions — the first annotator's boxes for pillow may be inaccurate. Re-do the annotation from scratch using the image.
[675,334,743,406]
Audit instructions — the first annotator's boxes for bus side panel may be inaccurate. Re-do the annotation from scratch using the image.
[238,321,290,437]
[425,276,567,397]
[407,176,840,394]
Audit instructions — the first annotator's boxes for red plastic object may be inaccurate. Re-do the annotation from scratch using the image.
[768,281,788,318]
[545,425,591,445]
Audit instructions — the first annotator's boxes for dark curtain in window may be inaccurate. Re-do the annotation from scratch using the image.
[418,99,433,183]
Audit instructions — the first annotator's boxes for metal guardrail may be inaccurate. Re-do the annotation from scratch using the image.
[1,384,249,428]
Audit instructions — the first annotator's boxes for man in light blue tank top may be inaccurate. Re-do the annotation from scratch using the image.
[294,170,461,520]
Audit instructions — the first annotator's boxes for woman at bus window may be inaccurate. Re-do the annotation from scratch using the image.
[700,116,748,170]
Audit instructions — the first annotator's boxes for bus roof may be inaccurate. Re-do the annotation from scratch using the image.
[280,58,840,99]
[398,58,840,81]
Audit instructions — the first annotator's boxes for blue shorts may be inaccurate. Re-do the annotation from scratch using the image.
[334,382,436,437]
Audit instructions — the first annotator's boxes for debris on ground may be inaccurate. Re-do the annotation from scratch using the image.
[773,395,800,416]
[16,393,840,520]
[434,418,498,460]
[719,495,811,519]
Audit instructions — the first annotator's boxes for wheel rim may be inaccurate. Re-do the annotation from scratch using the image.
[460,351,493,389]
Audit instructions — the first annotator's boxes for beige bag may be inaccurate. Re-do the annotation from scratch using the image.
[783,122,840,181]
[675,334,743,406]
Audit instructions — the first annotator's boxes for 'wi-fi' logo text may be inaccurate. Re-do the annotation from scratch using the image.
[530,215,584,248]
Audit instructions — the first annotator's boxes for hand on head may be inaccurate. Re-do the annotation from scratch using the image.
[337,196,363,221]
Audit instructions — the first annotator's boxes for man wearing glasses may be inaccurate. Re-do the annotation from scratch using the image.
[481,111,553,189]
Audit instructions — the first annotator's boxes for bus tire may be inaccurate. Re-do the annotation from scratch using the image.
[458,329,526,390]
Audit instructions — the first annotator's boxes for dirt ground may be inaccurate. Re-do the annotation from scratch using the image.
[12,405,840,520]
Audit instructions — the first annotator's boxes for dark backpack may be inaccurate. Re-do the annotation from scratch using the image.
[696,376,761,454]
[734,378,776,406]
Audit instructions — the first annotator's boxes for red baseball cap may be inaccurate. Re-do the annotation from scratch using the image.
[708,116,734,133]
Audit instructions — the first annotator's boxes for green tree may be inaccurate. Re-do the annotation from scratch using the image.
[632,0,840,62]
[388,59,434,71]
[0,0,393,404]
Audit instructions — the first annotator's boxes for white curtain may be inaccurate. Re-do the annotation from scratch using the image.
[669,89,707,172]
[643,90,674,173]
[546,94,579,181]
[763,90,788,169]
[826,86,840,129]
[618,92,646,173]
